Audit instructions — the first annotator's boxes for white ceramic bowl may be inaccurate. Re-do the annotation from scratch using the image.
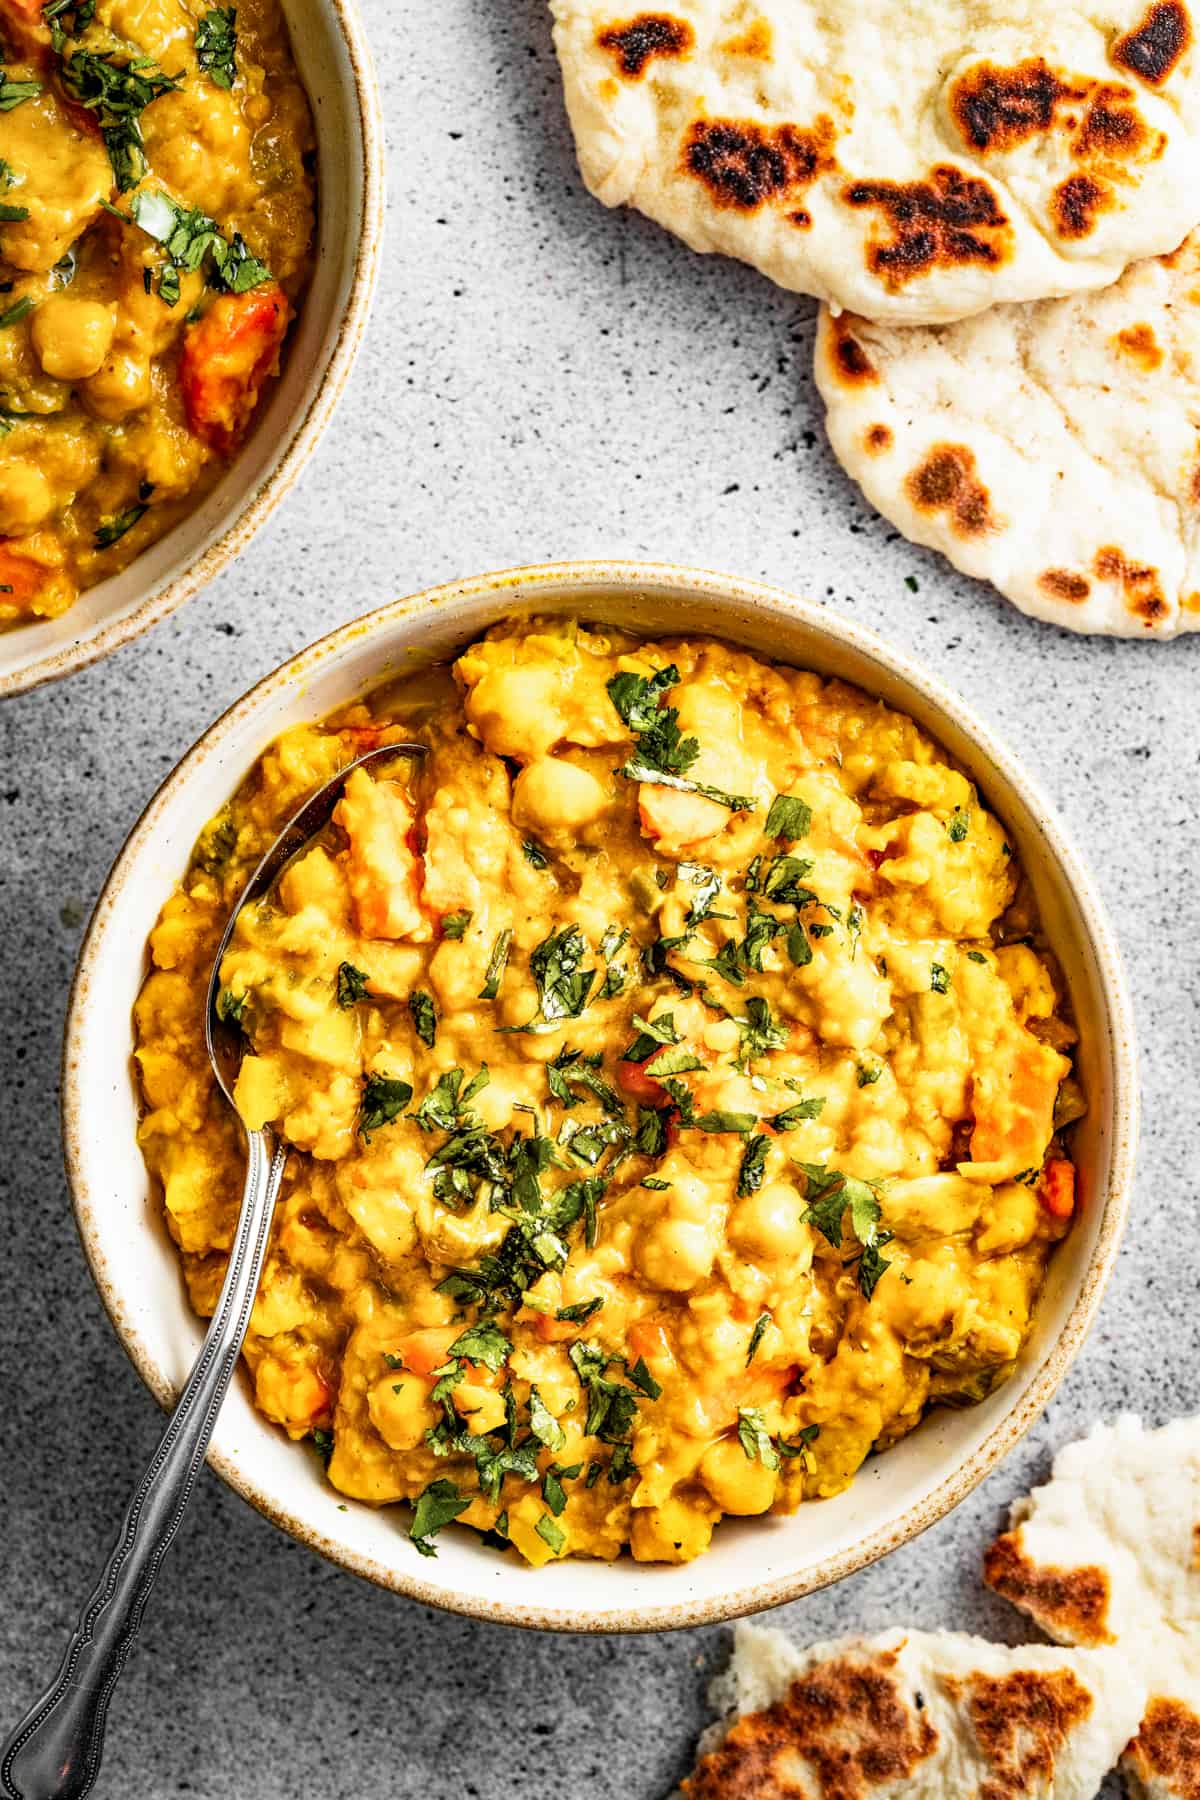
[63,561,1138,1632]
[0,0,384,698]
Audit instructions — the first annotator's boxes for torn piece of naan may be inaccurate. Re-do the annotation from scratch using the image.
[985,1414,1200,1799]
[682,1619,1145,1797]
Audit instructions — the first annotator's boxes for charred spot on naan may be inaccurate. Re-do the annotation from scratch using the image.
[1094,545,1170,624]
[684,116,837,212]
[983,1531,1116,1643]
[1052,173,1114,239]
[1113,0,1192,86]
[823,317,879,386]
[596,12,694,78]
[864,424,893,454]
[844,166,1011,287]
[1112,320,1164,367]
[950,60,1088,152]
[1124,1697,1200,1799]
[681,1650,939,1798]
[1073,83,1159,160]
[905,444,999,537]
[948,1667,1094,1799]
[1039,570,1091,603]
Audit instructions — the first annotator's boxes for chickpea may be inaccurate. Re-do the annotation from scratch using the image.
[0,462,54,534]
[367,1373,434,1452]
[636,1216,716,1292]
[466,667,566,759]
[82,349,153,421]
[629,1493,716,1563]
[700,1437,777,1514]
[512,757,608,833]
[31,296,116,381]
[728,1182,813,1263]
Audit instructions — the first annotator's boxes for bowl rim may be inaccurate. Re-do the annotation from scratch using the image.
[0,0,385,700]
[61,558,1140,1632]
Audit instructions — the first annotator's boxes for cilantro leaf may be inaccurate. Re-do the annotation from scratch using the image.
[746,1312,771,1366]
[94,504,147,549]
[446,1322,511,1372]
[930,962,951,994]
[56,45,181,191]
[522,837,549,869]
[441,910,472,939]
[737,1133,770,1196]
[409,989,437,1047]
[336,962,369,1008]
[947,807,970,843]
[409,1478,469,1557]
[478,927,512,1000]
[535,1513,566,1554]
[607,666,755,811]
[737,1406,780,1471]
[358,1073,413,1139]
[769,1095,825,1130]
[765,794,812,841]
[527,1385,565,1450]
[735,994,788,1069]
[195,6,237,88]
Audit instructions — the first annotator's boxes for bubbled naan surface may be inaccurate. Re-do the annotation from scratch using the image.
[814,232,1200,636]
[984,1415,1200,1799]
[551,0,1200,323]
[683,1621,1146,1797]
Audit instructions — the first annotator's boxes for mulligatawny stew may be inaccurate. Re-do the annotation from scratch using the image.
[133,619,1085,1566]
[0,0,313,624]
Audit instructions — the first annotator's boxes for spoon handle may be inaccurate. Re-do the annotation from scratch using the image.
[1,1132,287,1800]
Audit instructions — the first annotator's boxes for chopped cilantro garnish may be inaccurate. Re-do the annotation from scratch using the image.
[310,1426,333,1466]
[504,925,595,1031]
[556,1296,604,1324]
[769,1094,824,1130]
[0,159,28,223]
[0,295,33,326]
[522,837,549,869]
[765,794,812,841]
[678,862,723,925]
[409,1478,469,1557]
[930,963,951,994]
[446,1322,511,1371]
[358,1073,413,1139]
[409,990,437,1047]
[735,994,788,1069]
[798,1162,892,1299]
[634,1106,669,1157]
[336,962,369,1008]
[737,1406,780,1471]
[627,1357,662,1400]
[441,909,472,939]
[94,503,147,549]
[535,1513,566,1554]
[195,6,237,88]
[641,1176,670,1191]
[527,1385,565,1450]
[127,188,271,296]
[215,986,246,1025]
[746,1312,771,1365]
[607,665,756,812]
[947,807,970,843]
[55,44,181,190]
[967,949,988,964]
[779,1423,821,1469]
[737,1133,770,1196]
[857,1061,882,1088]
[478,927,513,1000]
[0,72,42,111]
[642,1043,704,1079]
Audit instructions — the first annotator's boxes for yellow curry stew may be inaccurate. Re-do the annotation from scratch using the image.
[133,620,1085,1567]
[0,0,313,623]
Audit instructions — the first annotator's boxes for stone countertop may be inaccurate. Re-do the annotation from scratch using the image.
[1,1,1195,1794]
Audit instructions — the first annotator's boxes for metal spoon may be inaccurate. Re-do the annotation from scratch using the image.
[2,741,426,1800]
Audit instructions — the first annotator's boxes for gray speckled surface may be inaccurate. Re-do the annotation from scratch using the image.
[1,1,1197,1794]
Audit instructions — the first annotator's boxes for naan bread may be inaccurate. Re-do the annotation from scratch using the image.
[550,0,1200,324]
[815,235,1200,636]
[683,1620,1146,1797]
[984,1415,1200,1799]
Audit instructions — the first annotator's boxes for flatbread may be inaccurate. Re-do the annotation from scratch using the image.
[682,1620,1146,1797]
[814,234,1200,636]
[550,0,1200,324]
[984,1414,1200,1798]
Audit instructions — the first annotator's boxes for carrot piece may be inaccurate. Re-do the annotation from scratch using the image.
[1039,1158,1076,1219]
[391,1328,457,1377]
[969,1030,1063,1172]
[180,282,291,454]
[0,543,55,610]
